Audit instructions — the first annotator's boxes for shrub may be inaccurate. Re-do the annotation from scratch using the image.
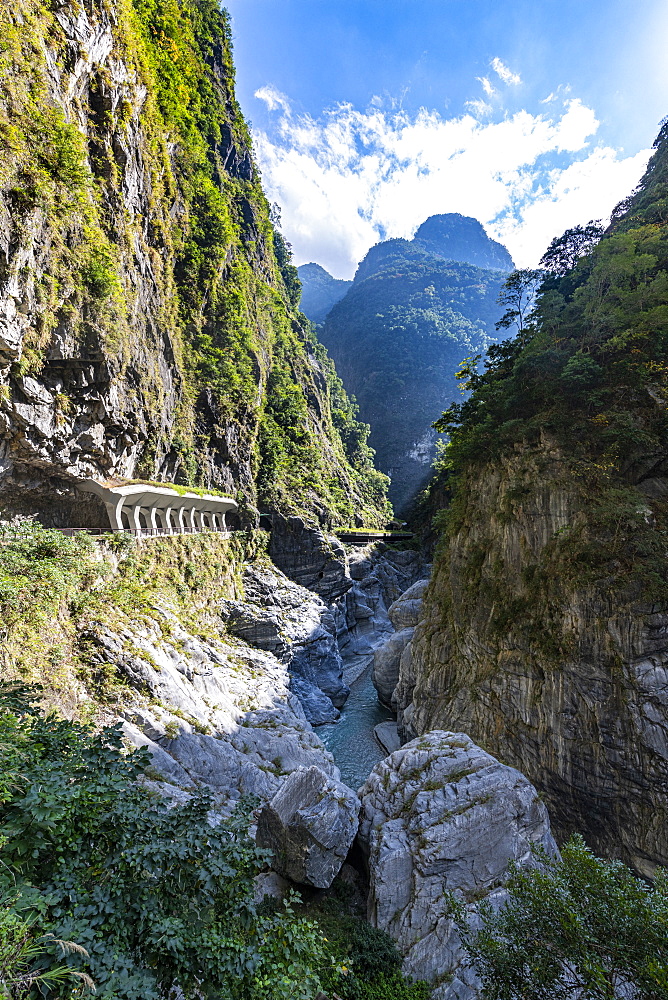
[0,684,332,999]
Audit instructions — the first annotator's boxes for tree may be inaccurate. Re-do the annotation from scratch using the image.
[462,835,668,1000]
[495,269,543,343]
[539,221,605,275]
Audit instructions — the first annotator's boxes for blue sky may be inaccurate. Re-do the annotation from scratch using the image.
[225,0,668,277]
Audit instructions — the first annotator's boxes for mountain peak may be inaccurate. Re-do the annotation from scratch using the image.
[297,262,352,323]
[413,213,514,271]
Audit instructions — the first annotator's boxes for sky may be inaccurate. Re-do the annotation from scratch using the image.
[224,0,668,278]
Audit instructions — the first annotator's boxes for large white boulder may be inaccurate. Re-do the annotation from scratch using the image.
[387,578,429,629]
[372,627,414,706]
[358,731,558,999]
[257,765,360,888]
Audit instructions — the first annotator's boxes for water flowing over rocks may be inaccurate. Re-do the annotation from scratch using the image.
[358,731,558,999]
[257,765,360,888]
[336,546,426,683]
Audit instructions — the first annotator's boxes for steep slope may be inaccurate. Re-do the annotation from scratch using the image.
[318,215,513,513]
[398,122,668,875]
[297,262,351,324]
[0,0,389,528]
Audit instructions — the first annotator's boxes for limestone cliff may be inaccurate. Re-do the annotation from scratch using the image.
[398,124,668,876]
[0,0,388,527]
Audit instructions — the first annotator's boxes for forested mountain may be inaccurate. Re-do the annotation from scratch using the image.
[0,0,389,528]
[316,214,513,512]
[297,262,352,323]
[399,120,668,874]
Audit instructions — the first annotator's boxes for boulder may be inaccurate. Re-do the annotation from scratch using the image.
[257,766,360,888]
[387,578,429,629]
[374,721,400,754]
[358,731,558,999]
[372,627,414,707]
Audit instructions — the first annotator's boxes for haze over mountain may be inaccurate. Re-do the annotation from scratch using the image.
[301,213,513,512]
[296,262,351,323]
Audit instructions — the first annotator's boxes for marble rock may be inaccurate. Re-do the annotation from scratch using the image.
[87,603,341,813]
[221,562,348,724]
[257,765,360,888]
[358,731,557,999]
[374,721,400,754]
[372,627,414,707]
[387,578,429,630]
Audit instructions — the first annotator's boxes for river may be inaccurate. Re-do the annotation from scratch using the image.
[318,662,394,791]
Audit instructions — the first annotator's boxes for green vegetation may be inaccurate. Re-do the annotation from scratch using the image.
[428,121,668,614]
[461,835,668,999]
[0,684,335,999]
[0,521,257,712]
[0,681,429,999]
[296,262,352,324]
[318,216,510,511]
[0,0,389,526]
[289,880,431,1000]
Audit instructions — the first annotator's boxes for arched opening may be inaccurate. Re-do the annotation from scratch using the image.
[226,511,241,531]
[120,509,131,531]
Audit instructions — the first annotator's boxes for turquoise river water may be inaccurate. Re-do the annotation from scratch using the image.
[318,664,393,791]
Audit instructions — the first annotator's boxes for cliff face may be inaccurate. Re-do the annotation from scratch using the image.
[317,214,512,513]
[398,438,668,876]
[0,0,388,527]
[398,126,668,875]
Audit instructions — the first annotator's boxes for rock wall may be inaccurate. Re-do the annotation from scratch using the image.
[397,440,668,876]
[0,0,389,527]
[221,560,349,724]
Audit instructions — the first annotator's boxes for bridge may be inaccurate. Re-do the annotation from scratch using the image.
[334,528,414,546]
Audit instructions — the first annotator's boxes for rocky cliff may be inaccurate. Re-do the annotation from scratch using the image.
[316,214,512,512]
[397,123,668,876]
[0,0,388,527]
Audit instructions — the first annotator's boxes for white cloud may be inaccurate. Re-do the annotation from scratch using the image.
[465,98,493,117]
[252,94,651,278]
[490,57,522,86]
[254,85,292,114]
[478,76,496,97]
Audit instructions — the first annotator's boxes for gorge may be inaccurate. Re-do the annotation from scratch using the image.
[1,0,668,997]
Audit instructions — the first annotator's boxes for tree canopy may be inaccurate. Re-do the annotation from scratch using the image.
[463,835,668,1000]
